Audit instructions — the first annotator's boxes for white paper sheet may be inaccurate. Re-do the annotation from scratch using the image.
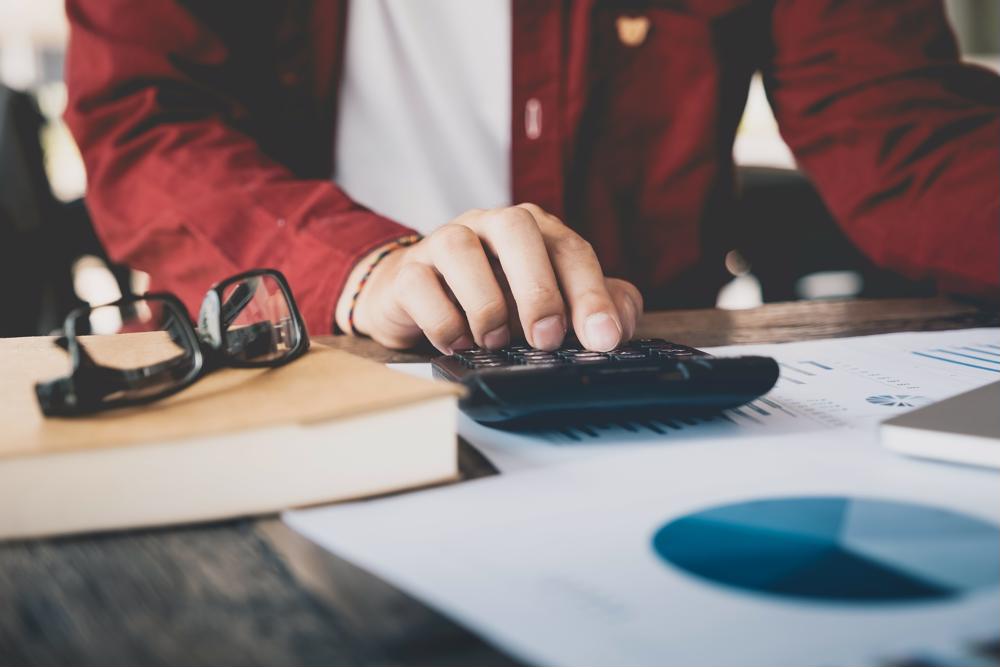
[285,435,1000,666]
[292,329,1000,665]
[393,328,1000,472]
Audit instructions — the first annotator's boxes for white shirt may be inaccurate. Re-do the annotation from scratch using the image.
[334,0,511,234]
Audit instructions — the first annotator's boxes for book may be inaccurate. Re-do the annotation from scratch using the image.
[0,336,462,539]
[880,381,1000,469]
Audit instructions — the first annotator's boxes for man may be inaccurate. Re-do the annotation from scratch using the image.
[64,0,1000,354]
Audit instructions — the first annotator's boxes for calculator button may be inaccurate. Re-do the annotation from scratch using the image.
[655,349,695,358]
[525,357,563,366]
[471,360,506,368]
[465,354,504,362]
[610,350,648,360]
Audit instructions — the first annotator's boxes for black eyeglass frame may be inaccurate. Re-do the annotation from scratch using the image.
[35,268,310,417]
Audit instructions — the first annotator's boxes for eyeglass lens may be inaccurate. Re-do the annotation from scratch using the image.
[219,274,300,363]
[69,298,199,403]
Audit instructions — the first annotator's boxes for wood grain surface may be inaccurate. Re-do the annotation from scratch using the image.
[1,298,996,666]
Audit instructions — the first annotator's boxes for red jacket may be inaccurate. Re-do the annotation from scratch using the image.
[65,0,1000,335]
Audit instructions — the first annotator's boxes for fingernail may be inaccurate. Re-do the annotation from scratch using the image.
[449,334,475,352]
[483,325,510,350]
[531,315,565,350]
[585,312,621,351]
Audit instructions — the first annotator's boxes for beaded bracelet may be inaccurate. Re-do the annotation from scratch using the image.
[347,234,423,335]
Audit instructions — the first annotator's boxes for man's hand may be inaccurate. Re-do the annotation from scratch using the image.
[349,204,643,353]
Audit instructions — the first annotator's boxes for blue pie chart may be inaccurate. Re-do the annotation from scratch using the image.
[652,497,1000,602]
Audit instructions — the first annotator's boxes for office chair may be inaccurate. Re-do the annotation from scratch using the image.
[642,165,935,312]
[0,83,132,337]
[731,166,935,303]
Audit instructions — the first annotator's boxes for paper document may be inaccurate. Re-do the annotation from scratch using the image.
[285,435,1000,666]
[395,328,1000,471]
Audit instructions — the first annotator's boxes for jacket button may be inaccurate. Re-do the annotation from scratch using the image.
[524,98,542,140]
[616,15,650,47]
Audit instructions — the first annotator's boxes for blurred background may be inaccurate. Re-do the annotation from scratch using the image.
[1,0,998,335]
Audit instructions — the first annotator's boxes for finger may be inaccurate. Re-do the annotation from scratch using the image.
[393,262,472,354]
[520,209,621,351]
[463,208,567,351]
[606,278,641,341]
[426,225,510,349]
[489,258,525,342]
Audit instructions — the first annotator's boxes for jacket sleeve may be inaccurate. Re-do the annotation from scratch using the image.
[64,0,415,334]
[764,0,1000,296]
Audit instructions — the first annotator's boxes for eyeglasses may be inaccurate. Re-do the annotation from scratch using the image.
[35,268,309,416]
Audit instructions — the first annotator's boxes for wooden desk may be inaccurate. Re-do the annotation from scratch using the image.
[2,298,996,666]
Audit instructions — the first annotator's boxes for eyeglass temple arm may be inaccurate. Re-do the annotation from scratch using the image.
[220,279,257,330]
[223,320,285,357]
[215,280,289,357]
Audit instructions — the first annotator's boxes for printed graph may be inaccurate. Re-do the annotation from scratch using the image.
[865,395,931,408]
[652,497,1000,602]
[911,343,1000,374]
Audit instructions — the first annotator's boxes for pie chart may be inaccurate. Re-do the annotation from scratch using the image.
[652,497,1000,602]
[866,394,931,408]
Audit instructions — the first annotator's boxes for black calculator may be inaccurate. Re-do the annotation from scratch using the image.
[431,338,779,428]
